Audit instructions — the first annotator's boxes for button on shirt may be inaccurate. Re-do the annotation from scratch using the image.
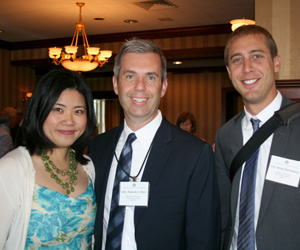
[230,92,282,250]
[102,110,162,250]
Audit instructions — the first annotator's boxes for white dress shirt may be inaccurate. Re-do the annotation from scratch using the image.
[230,92,282,250]
[102,110,162,250]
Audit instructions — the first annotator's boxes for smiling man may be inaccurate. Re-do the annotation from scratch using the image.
[90,38,220,250]
[215,25,300,250]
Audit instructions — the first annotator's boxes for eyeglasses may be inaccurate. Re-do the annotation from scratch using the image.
[180,122,191,126]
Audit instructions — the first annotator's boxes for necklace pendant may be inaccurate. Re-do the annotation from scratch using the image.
[42,147,78,194]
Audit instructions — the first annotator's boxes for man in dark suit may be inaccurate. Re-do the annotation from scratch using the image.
[215,25,300,250]
[90,38,220,250]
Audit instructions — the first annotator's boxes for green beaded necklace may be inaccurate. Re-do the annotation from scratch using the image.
[42,147,78,195]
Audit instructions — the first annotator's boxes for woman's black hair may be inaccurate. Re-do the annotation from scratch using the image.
[21,69,96,165]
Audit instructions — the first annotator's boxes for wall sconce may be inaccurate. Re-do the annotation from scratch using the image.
[22,92,32,103]
[173,61,183,65]
[230,18,256,31]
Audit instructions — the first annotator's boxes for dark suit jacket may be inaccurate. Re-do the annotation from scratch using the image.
[215,96,300,250]
[90,118,221,250]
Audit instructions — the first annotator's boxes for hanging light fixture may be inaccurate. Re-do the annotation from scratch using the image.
[230,18,256,32]
[48,2,112,72]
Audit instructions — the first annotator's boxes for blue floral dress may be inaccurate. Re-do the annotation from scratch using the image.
[25,177,97,249]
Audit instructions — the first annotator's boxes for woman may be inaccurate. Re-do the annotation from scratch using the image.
[176,111,197,134]
[0,69,97,249]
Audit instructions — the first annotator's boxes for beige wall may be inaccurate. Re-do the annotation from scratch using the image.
[256,0,300,80]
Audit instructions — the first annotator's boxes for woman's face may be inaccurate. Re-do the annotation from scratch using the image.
[43,89,87,149]
[179,118,193,133]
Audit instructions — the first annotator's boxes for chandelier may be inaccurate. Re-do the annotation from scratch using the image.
[48,2,112,72]
[230,18,256,32]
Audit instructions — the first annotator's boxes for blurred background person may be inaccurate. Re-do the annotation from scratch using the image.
[0,69,97,249]
[10,109,24,147]
[0,106,17,158]
[176,111,197,134]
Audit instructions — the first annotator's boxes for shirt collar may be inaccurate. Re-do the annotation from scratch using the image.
[123,110,162,144]
[243,91,282,128]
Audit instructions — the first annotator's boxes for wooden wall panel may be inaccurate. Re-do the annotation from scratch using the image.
[10,66,36,112]
[10,33,229,61]
[160,71,232,144]
[0,49,35,111]
[86,77,113,91]
[0,48,12,110]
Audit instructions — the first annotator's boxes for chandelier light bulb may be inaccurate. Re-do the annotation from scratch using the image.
[48,47,62,59]
[65,46,78,54]
[87,47,100,55]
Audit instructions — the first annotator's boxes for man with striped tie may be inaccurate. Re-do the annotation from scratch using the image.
[90,38,221,250]
[215,25,300,250]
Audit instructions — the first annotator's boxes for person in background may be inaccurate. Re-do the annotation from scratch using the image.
[215,25,300,250]
[90,38,220,250]
[0,69,97,249]
[0,106,17,158]
[10,109,23,147]
[176,111,197,134]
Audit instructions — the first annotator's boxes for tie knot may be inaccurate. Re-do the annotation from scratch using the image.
[126,133,137,145]
[250,118,260,133]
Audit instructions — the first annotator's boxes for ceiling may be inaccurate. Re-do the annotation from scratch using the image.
[0,0,254,43]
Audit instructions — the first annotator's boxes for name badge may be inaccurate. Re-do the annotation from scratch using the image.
[119,182,150,207]
[266,155,300,187]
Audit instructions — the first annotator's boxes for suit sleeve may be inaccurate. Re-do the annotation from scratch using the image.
[186,143,221,250]
[215,129,232,246]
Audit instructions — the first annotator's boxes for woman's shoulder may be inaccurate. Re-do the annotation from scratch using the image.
[0,146,32,170]
[0,147,35,190]
[0,146,35,182]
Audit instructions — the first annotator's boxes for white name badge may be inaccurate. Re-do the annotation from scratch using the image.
[266,155,300,187]
[119,182,150,207]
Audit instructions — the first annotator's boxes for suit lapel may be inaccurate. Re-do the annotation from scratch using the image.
[102,126,123,177]
[230,112,244,222]
[258,96,292,222]
[97,126,123,206]
[134,119,172,225]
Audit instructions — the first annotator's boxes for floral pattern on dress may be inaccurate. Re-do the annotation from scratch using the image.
[25,177,97,250]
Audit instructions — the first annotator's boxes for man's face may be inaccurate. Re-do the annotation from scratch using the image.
[226,33,281,114]
[113,52,168,130]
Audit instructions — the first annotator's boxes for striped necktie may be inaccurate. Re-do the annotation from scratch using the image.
[105,133,137,250]
[237,118,260,250]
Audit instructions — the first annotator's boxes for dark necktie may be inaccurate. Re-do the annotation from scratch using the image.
[105,133,137,250]
[237,118,260,250]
